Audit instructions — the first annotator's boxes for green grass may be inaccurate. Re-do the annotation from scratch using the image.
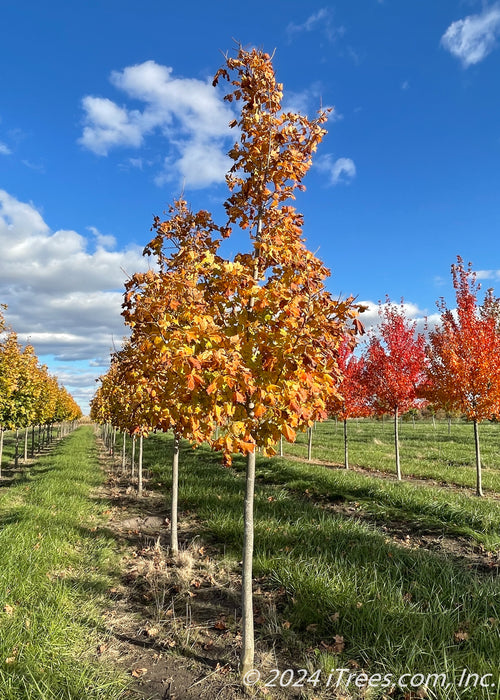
[287,418,500,493]
[0,426,128,700]
[139,432,500,700]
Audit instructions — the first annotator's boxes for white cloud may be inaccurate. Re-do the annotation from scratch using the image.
[282,83,342,122]
[441,5,500,67]
[287,8,344,43]
[87,225,117,250]
[0,189,149,413]
[79,60,234,188]
[79,96,146,155]
[316,154,356,185]
[475,268,500,280]
[0,142,11,155]
[358,300,438,337]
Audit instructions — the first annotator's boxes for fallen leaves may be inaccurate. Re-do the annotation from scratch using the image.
[131,667,147,678]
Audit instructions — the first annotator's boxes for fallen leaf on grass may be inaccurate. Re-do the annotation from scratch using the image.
[214,620,227,631]
[131,668,148,678]
[320,635,345,653]
[215,663,230,675]
[3,605,14,616]
[454,630,469,642]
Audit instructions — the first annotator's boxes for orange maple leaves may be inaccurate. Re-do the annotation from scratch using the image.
[92,46,363,464]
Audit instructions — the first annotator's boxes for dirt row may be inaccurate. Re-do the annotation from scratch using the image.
[94,442,499,700]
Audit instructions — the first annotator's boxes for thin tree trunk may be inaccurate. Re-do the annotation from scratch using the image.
[448,416,451,436]
[0,428,3,479]
[344,418,349,469]
[307,426,313,461]
[394,406,401,480]
[121,432,126,470]
[131,435,136,477]
[279,435,283,457]
[31,424,35,458]
[137,435,143,496]
[473,419,483,497]
[240,449,256,677]
[23,427,29,463]
[15,429,19,468]
[170,434,180,556]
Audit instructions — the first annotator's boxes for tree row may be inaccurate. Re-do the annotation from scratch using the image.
[90,46,500,678]
[0,306,82,473]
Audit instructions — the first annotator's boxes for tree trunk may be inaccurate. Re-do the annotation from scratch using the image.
[0,428,3,479]
[343,418,349,469]
[24,427,29,463]
[170,434,180,556]
[394,407,401,480]
[473,419,483,497]
[137,435,143,496]
[131,435,136,477]
[15,429,19,468]
[121,432,126,470]
[307,426,313,461]
[31,424,35,458]
[279,435,283,457]
[240,449,256,678]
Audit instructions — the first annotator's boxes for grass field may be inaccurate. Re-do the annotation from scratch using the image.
[0,426,128,700]
[1,421,498,699]
[136,424,500,700]
[285,417,500,493]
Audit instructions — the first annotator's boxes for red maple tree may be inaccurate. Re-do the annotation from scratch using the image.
[329,335,370,468]
[362,299,427,479]
[425,256,500,496]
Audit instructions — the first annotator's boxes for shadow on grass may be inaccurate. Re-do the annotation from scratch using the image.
[93,431,500,697]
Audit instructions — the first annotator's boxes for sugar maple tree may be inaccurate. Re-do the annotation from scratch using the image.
[213,47,362,675]
[93,46,362,677]
[362,300,427,480]
[0,311,81,473]
[91,343,152,497]
[121,199,232,554]
[425,257,500,496]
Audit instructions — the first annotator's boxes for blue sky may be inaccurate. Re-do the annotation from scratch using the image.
[1,0,500,413]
